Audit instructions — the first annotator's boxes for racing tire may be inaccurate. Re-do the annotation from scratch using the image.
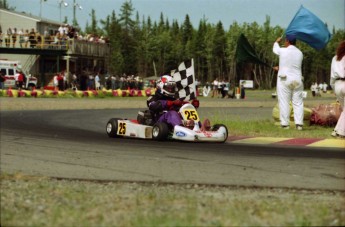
[212,124,228,143]
[106,118,121,138]
[152,122,169,141]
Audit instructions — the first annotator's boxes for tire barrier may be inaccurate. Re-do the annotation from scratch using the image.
[0,88,156,98]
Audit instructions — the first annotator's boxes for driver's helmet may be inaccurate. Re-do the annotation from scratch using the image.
[157,75,176,97]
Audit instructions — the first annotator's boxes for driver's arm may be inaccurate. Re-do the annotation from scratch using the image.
[148,100,167,112]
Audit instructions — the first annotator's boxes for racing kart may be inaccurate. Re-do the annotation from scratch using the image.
[106,103,228,143]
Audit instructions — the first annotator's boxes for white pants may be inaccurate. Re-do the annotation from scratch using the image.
[277,77,304,126]
[333,80,345,136]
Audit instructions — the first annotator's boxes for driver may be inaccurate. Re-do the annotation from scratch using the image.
[147,75,199,129]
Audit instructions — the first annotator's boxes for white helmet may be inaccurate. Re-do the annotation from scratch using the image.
[157,75,176,97]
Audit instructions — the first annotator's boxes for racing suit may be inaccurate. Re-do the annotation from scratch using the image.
[147,91,183,128]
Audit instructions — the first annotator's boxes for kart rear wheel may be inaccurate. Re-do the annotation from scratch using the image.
[152,122,169,141]
[106,118,121,138]
[212,124,228,143]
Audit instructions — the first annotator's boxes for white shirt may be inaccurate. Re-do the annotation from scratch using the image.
[14,73,20,81]
[212,80,218,87]
[53,75,58,86]
[58,26,64,35]
[273,43,303,80]
[330,55,345,88]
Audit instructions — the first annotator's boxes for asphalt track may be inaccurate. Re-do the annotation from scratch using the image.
[1,108,344,191]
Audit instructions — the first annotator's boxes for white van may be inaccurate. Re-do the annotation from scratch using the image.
[0,60,38,89]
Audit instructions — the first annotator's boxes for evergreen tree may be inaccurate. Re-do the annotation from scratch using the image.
[0,0,12,9]
[118,0,137,75]
[108,11,124,75]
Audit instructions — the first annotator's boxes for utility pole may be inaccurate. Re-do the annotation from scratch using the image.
[73,0,82,27]
[73,0,76,26]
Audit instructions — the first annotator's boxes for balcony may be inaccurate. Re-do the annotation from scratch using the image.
[0,36,110,58]
[68,40,110,57]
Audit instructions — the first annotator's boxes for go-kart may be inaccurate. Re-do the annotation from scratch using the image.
[106,103,228,143]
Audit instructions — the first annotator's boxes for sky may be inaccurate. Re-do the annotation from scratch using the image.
[7,0,345,30]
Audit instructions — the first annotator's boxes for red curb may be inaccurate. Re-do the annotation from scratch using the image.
[274,138,323,146]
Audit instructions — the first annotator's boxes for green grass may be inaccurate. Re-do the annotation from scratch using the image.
[1,173,344,227]
[202,89,338,139]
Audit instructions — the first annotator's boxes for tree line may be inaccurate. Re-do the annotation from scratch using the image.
[90,1,344,89]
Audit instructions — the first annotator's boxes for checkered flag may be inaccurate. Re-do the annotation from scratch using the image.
[173,59,196,101]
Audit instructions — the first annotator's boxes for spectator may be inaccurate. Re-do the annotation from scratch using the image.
[57,73,64,91]
[44,28,51,48]
[53,73,58,90]
[322,82,328,93]
[330,41,345,138]
[28,28,36,48]
[11,28,17,47]
[310,82,317,97]
[211,78,219,98]
[217,79,224,98]
[240,82,246,99]
[58,24,64,36]
[63,70,69,89]
[88,74,94,90]
[63,24,69,35]
[223,79,230,98]
[52,31,61,48]
[60,33,68,49]
[18,29,24,48]
[36,33,42,48]
[203,82,211,97]
[71,73,78,90]
[16,70,24,89]
[0,71,5,89]
[95,72,101,90]
[24,29,29,48]
[111,75,116,90]
[5,28,11,47]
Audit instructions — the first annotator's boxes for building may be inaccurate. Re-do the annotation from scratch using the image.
[0,8,110,88]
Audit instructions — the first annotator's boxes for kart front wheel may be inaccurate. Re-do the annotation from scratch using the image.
[106,118,121,138]
[212,124,228,143]
[152,122,169,141]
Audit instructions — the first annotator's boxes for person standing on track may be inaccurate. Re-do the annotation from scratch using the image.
[330,40,345,138]
[273,34,304,130]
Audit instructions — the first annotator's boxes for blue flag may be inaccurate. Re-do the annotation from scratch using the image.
[286,5,331,50]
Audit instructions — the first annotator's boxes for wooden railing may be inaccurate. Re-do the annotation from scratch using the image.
[1,35,110,57]
[68,39,110,57]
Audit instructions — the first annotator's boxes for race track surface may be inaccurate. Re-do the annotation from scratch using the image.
[1,108,344,191]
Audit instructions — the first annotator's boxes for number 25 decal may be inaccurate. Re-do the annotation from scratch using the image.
[184,110,199,121]
[118,122,126,135]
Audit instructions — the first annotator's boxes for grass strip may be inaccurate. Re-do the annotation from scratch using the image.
[1,173,344,226]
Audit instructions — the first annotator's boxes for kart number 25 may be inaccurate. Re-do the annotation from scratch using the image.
[183,110,199,121]
[118,122,126,135]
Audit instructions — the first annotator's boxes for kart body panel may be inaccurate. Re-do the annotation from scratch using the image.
[107,103,228,142]
[116,119,153,139]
